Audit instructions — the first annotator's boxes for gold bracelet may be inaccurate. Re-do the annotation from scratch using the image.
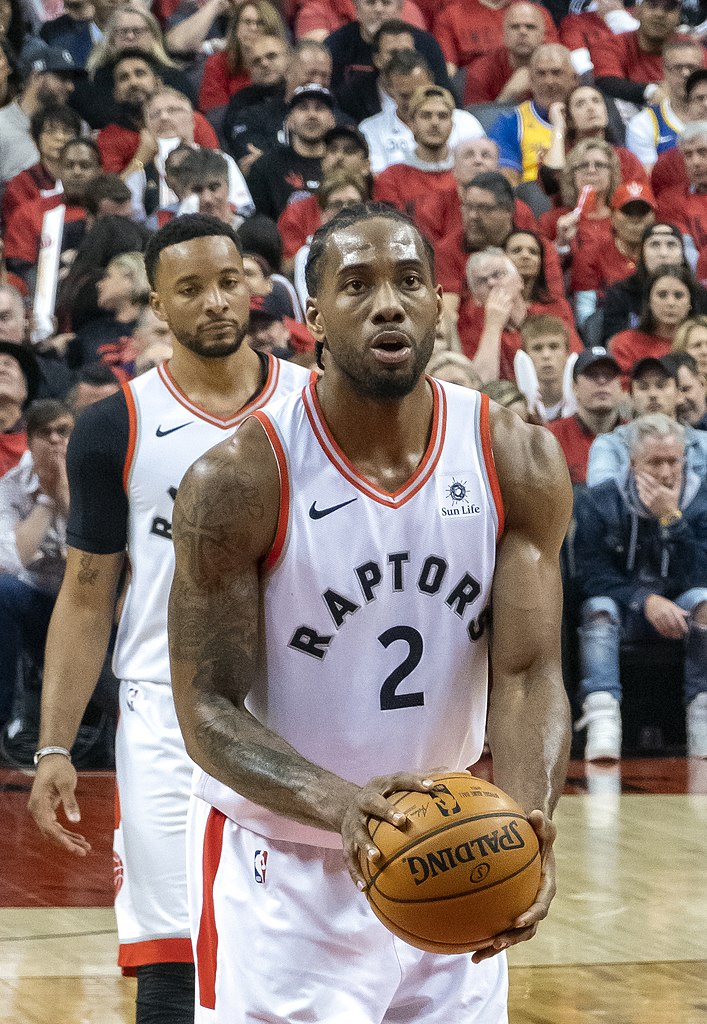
[658,510,682,527]
[131,158,144,172]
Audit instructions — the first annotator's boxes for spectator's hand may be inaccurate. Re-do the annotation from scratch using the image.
[238,144,264,176]
[649,85,669,106]
[484,285,517,329]
[471,810,557,962]
[644,594,690,639]
[500,67,531,101]
[596,0,624,15]
[28,755,91,856]
[555,209,580,247]
[36,332,75,357]
[135,128,159,166]
[634,469,681,520]
[548,102,566,131]
[35,448,70,518]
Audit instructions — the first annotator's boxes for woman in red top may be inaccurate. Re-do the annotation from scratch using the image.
[539,139,620,250]
[609,265,699,383]
[504,229,582,347]
[198,0,286,112]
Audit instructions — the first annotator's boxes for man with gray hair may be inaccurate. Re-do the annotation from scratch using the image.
[574,411,707,760]
[462,247,527,382]
[657,120,707,259]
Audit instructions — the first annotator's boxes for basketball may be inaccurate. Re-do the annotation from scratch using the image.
[359,772,541,953]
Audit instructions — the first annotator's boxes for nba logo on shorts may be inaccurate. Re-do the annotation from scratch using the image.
[254,850,268,884]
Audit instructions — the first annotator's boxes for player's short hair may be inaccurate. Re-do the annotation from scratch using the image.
[144,213,242,287]
[30,103,82,145]
[305,202,435,297]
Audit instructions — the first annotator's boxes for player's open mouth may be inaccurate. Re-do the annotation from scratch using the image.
[371,332,412,365]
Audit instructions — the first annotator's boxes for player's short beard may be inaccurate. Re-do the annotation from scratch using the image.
[176,321,249,359]
[323,329,436,401]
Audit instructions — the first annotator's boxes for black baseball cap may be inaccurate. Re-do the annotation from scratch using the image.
[249,288,293,323]
[288,83,334,112]
[573,346,621,380]
[25,47,86,77]
[324,124,370,157]
[629,355,676,381]
[0,340,40,407]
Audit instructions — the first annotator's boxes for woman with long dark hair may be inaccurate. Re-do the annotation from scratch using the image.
[609,263,699,378]
[602,222,707,341]
[504,229,580,347]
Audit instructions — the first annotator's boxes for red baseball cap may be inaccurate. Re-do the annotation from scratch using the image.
[610,181,657,211]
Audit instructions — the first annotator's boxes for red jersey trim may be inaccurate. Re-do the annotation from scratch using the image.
[252,411,291,571]
[118,937,193,971]
[122,382,138,494]
[156,354,281,428]
[196,808,227,1009]
[302,377,446,509]
[479,393,505,541]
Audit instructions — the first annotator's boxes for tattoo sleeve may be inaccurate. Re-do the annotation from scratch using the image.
[168,437,356,833]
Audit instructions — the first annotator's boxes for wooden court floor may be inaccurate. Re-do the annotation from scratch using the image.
[1,758,706,1024]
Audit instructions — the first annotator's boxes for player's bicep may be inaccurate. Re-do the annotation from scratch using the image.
[60,546,125,610]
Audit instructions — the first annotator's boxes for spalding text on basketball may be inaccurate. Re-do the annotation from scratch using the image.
[404,820,527,886]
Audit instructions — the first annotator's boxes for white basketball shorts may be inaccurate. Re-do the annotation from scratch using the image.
[114,678,194,972]
[187,796,509,1023]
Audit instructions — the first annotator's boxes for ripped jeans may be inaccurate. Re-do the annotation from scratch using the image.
[579,589,707,705]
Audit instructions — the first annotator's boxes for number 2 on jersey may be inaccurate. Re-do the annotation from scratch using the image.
[378,626,424,711]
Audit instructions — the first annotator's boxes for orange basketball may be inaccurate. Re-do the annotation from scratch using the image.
[358,772,541,953]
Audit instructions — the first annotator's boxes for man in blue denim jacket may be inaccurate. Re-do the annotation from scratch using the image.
[574,412,707,760]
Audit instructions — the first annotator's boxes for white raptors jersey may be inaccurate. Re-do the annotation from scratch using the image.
[114,356,310,685]
[194,378,504,848]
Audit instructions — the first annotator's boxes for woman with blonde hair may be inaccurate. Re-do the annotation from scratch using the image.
[199,0,287,111]
[74,5,197,128]
[673,315,707,378]
[426,351,482,390]
[539,139,621,251]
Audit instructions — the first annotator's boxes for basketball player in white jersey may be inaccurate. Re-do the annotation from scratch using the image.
[27,214,309,1024]
[168,204,574,1023]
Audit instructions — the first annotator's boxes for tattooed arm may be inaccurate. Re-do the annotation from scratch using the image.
[170,420,436,885]
[28,547,124,854]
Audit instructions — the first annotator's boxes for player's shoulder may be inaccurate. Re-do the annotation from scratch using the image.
[489,402,572,533]
[69,387,129,451]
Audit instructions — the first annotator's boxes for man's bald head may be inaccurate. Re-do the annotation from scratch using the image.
[454,137,500,187]
[503,3,545,61]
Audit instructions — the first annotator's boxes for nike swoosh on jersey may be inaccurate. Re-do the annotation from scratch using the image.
[308,497,358,520]
[156,422,193,437]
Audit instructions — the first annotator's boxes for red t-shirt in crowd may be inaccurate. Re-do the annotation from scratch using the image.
[658,187,707,253]
[4,195,86,264]
[559,11,613,57]
[591,30,664,85]
[651,147,687,199]
[539,206,614,250]
[455,295,521,379]
[97,115,220,173]
[373,165,458,224]
[278,195,322,260]
[570,238,636,296]
[433,0,556,69]
[463,48,525,105]
[0,430,27,478]
[548,413,602,485]
[609,328,672,382]
[295,0,425,34]
[198,52,251,113]
[2,163,56,226]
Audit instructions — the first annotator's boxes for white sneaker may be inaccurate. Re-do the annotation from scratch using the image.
[575,692,622,761]
[687,694,707,758]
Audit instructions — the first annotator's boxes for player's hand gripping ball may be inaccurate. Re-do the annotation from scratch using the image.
[358,772,541,953]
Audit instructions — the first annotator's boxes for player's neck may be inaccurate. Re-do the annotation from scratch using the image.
[315,373,435,489]
[167,342,264,416]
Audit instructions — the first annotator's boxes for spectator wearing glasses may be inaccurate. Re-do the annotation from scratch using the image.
[626,36,704,173]
[539,140,622,253]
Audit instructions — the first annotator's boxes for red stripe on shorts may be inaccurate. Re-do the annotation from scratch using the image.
[197,808,227,1009]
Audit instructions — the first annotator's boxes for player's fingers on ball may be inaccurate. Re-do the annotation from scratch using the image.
[360,791,407,830]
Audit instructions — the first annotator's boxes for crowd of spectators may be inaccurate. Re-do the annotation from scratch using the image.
[0,0,706,766]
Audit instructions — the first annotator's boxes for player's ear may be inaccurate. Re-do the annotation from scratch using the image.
[306,296,325,339]
[435,284,443,324]
[150,291,168,323]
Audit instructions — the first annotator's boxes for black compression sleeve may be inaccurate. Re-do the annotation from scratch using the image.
[595,77,647,105]
[65,390,130,554]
